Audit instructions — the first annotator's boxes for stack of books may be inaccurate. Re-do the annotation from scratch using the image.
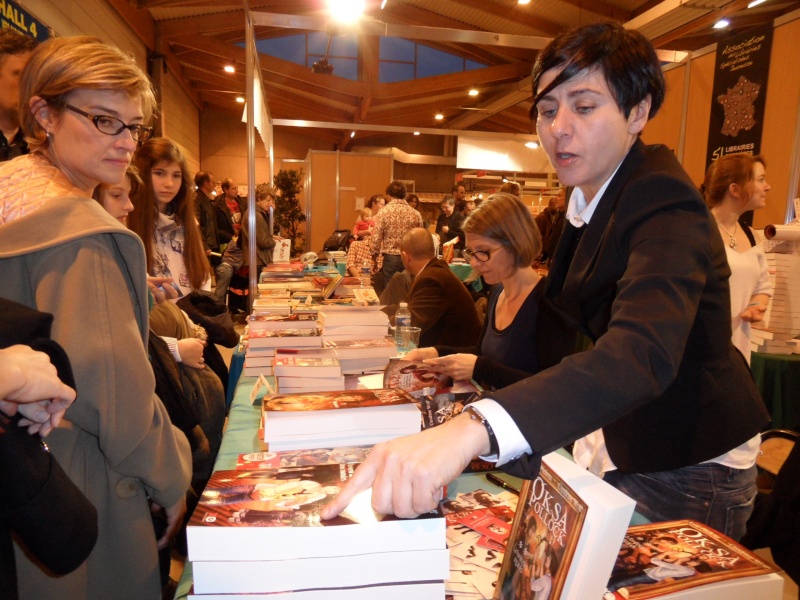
[753,252,800,355]
[322,338,397,374]
[261,388,421,451]
[273,354,345,393]
[243,328,323,378]
[318,307,390,342]
[186,464,448,599]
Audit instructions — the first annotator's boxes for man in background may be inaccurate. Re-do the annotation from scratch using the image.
[385,228,481,348]
[0,29,37,163]
[370,180,422,294]
[194,171,226,266]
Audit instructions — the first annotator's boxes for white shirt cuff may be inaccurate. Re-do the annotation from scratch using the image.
[163,336,182,362]
[469,398,531,465]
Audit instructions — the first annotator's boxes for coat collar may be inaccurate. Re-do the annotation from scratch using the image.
[544,139,649,316]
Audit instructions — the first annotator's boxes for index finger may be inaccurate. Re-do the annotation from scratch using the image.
[320,459,378,519]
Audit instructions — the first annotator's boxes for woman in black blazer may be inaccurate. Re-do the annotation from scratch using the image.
[322,23,768,541]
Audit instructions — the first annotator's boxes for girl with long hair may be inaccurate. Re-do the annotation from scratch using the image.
[128,138,211,294]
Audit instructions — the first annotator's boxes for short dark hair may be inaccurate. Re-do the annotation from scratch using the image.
[221,178,235,192]
[194,171,212,188]
[386,180,407,200]
[0,28,37,63]
[531,21,665,121]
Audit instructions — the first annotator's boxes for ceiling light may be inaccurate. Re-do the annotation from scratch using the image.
[350,131,356,138]
[413,131,420,135]
[235,96,245,103]
[468,88,479,97]
[517,0,531,4]
[224,65,235,73]
[328,0,365,24]
[525,141,539,149]
[713,18,730,29]
[747,0,767,6]
[435,111,444,121]
[380,0,388,8]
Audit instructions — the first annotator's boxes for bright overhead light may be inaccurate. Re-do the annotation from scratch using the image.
[468,88,479,97]
[525,141,539,149]
[328,0,365,24]
[380,0,388,8]
[435,111,444,121]
[224,65,235,73]
[350,131,356,138]
[747,0,767,6]
[518,0,531,4]
[713,18,730,29]
[413,131,420,135]
[235,96,245,103]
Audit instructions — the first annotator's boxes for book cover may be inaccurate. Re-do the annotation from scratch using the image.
[384,359,454,397]
[604,520,779,599]
[385,359,482,399]
[248,313,319,330]
[273,356,342,378]
[187,465,446,562]
[248,328,323,348]
[263,388,416,413]
[494,460,589,600]
[323,338,396,358]
[236,445,373,470]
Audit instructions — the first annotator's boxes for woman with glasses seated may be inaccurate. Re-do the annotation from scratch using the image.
[0,37,191,599]
[407,192,547,390]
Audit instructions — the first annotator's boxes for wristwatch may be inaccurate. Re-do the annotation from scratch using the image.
[464,405,499,457]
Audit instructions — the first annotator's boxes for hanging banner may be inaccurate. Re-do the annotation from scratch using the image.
[1,0,50,42]
[706,24,772,169]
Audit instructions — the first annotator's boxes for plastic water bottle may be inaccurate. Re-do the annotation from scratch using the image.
[395,302,411,350]
[327,256,335,271]
[360,259,371,287]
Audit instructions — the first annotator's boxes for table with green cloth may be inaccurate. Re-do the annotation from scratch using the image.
[175,375,512,598]
[751,351,800,431]
[175,373,648,598]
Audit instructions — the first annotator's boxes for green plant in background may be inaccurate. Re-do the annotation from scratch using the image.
[270,169,306,257]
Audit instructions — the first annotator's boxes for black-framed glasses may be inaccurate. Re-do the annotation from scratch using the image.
[463,246,504,263]
[48,98,153,142]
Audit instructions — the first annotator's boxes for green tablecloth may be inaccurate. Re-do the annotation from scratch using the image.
[751,351,800,431]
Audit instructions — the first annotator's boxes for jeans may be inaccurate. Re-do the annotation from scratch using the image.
[381,254,404,293]
[604,463,757,541]
[213,262,234,304]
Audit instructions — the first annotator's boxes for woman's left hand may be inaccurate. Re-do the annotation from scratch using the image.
[741,304,767,323]
[423,353,478,381]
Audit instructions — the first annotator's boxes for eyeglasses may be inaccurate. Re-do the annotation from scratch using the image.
[463,246,504,263]
[49,98,153,142]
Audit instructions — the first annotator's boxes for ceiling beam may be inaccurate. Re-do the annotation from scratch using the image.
[157,11,245,39]
[650,0,755,47]
[445,77,532,129]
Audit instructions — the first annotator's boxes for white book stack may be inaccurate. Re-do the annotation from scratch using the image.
[318,308,389,342]
[274,355,346,393]
[187,464,448,599]
[242,347,275,378]
[261,388,420,451]
[323,338,397,374]
[754,252,800,355]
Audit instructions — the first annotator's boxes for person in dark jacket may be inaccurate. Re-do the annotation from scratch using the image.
[322,23,768,543]
[1,298,97,600]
